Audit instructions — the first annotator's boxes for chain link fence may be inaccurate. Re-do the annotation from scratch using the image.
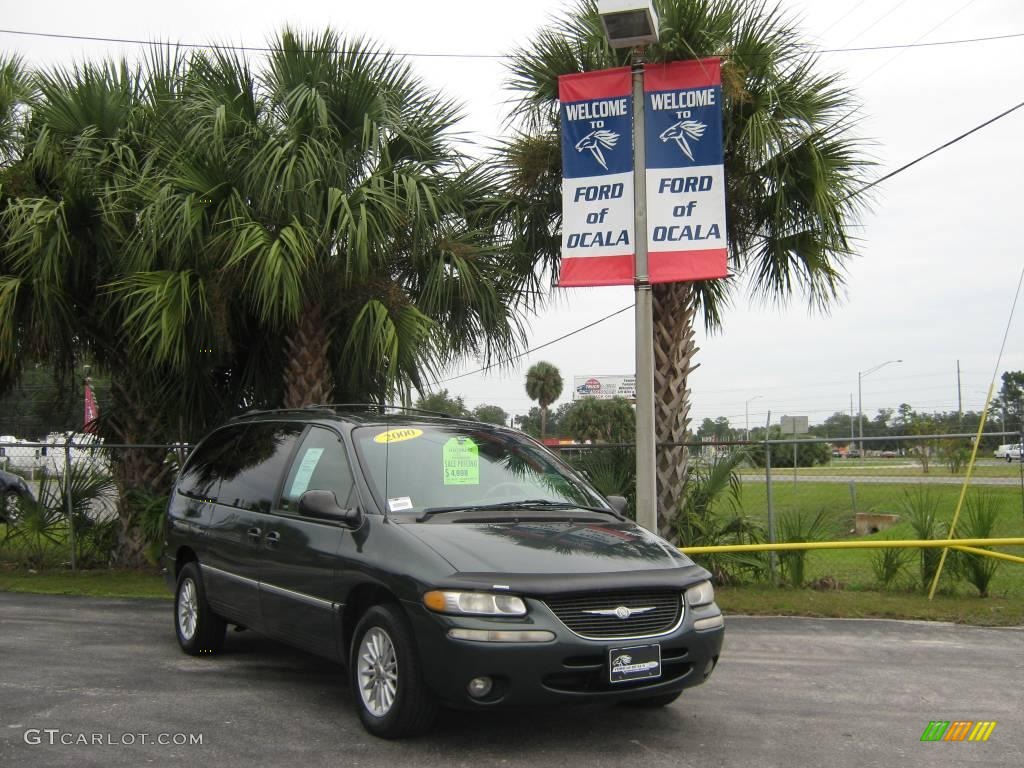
[0,437,190,571]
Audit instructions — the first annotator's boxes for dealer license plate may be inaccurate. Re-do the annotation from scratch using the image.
[608,643,662,684]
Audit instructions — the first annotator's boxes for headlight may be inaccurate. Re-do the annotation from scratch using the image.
[423,590,527,616]
[685,580,715,607]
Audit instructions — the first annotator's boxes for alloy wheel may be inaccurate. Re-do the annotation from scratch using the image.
[177,577,198,640]
[357,627,399,716]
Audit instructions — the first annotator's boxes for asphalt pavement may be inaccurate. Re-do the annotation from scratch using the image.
[1,593,1021,768]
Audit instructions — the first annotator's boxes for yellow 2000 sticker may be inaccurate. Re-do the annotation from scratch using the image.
[374,428,424,444]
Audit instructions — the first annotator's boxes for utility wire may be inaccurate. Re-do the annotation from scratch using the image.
[849,98,1024,199]
[1,26,1023,59]
[439,304,633,383]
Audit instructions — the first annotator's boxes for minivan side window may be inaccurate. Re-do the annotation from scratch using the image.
[280,427,355,514]
[214,422,304,513]
[177,426,242,501]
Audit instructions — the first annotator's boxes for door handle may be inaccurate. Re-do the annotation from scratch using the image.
[246,526,262,543]
[265,531,281,549]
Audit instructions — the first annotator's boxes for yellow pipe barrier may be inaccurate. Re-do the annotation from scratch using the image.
[680,537,1024,555]
[927,380,998,600]
[950,545,1024,566]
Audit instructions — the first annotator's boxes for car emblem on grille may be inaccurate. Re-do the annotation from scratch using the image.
[581,605,656,620]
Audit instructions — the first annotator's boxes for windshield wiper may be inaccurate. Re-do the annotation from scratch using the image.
[417,499,620,522]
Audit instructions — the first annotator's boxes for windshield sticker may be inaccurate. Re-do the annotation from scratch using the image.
[443,437,480,485]
[374,428,424,444]
[288,448,324,497]
[388,496,413,512]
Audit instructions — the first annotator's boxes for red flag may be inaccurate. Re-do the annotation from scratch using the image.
[84,380,99,434]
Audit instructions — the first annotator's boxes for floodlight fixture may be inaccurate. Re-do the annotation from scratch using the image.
[596,0,660,48]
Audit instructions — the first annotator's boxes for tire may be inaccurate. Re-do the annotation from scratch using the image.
[174,562,227,655]
[350,604,437,739]
[623,691,683,708]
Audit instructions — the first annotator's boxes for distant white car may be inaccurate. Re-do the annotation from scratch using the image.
[994,444,1014,459]
[1008,444,1023,462]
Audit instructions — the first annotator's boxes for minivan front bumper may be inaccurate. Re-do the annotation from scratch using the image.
[405,597,724,709]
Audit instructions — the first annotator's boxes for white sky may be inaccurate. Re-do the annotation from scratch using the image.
[3,0,1023,430]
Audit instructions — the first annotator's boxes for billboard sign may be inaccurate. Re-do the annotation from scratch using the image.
[573,375,637,401]
[643,58,728,283]
[557,67,635,287]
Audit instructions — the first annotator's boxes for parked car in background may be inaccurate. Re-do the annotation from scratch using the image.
[162,407,724,738]
[1007,444,1023,462]
[994,444,1015,459]
[0,468,33,524]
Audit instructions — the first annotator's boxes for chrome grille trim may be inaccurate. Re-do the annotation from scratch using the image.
[543,591,685,641]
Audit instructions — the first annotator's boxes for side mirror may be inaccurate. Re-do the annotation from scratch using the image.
[607,495,628,515]
[298,490,363,529]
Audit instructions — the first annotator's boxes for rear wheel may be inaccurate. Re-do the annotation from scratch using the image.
[175,562,226,655]
[623,691,683,708]
[350,604,436,739]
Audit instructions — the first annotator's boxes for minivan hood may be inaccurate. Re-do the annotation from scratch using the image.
[400,518,694,575]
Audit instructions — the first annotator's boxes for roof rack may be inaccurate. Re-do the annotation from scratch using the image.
[228,403,491,425]
[228,406,335,422]
[309,403,461,420]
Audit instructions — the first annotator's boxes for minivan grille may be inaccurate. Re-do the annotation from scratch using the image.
[543,590,683,639]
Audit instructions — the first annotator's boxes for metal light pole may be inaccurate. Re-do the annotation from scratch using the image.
[745,395,762,441]
[596,0,661,534]
[632,61,657,534]
[858,359,902,460]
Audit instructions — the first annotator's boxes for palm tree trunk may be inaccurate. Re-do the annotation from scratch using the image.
[283,303,334,408]
[540,405,548,440]
[107,371,173,567]
[652,282,700,540]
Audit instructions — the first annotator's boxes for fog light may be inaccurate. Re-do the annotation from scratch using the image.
[694,614,724,631]
[467,676,493,699]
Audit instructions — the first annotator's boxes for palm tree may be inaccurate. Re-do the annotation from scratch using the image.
[115,30,529,409]
[504,0,871,535]
[0,53,228,564]
[0,54,32,173]
[525,361,563,439]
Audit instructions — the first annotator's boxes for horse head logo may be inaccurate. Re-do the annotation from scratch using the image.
[575,129,620,170]
[659,120,707,162]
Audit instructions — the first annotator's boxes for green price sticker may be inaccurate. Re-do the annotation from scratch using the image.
[443,437,479,485]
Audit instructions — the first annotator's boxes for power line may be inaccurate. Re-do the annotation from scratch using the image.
[438,303,630,382]
[850,98,1024,199]
[1,26,1023,60]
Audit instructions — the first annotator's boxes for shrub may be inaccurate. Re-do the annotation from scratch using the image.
[951,491,1000,597]
[746,441,830,468]
[870,541,911,588]
[674,451,769,584]
[900,486,952,592]
[776,509,831,587]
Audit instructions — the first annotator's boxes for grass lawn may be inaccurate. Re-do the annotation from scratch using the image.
[706,481,1024,599]
[0,567,169,599]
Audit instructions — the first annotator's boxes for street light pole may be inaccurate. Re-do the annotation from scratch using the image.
[745,395,762,441]
[594,0,661,534]
[632,60,657,534]
[858,359,902,460]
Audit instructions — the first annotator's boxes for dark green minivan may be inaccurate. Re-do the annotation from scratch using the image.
[162,407,724,738]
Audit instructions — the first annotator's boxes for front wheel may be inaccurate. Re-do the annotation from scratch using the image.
[350,604,436,739]
[175,562,226,655]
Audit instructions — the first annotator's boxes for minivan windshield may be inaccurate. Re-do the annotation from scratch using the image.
[352,424,610,515]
